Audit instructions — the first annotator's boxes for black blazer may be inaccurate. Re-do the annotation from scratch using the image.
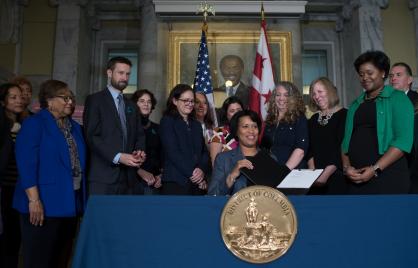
[0,110,13,183]
[160,115,209,186]
[83,88,145,186]
[407,90,418,106]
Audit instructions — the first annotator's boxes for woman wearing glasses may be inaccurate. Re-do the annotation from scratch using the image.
[13,80,86,268]
[160,84,209,195]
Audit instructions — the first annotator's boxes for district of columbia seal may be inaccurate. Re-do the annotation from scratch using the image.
[220,186,298,264]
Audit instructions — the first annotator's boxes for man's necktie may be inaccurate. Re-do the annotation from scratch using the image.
[117,94,128,149]
[228,86,234,97]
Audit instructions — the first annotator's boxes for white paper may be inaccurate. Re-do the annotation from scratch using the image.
[277,169,324,189]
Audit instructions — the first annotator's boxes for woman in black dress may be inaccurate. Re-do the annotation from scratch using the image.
[307,77,347,194]
[341,51,414,194]
[131,89,162,194]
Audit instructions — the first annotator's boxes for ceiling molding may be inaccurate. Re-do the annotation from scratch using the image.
[153,1,307,17]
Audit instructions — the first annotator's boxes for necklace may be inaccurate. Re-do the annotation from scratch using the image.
[364,94,378,101]
[364,89,382,100]
[317,109,335,126]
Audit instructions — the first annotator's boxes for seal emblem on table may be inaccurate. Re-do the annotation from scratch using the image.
[220,186,298,263]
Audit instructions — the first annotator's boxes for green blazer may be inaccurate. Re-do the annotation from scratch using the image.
[342,85,413,154]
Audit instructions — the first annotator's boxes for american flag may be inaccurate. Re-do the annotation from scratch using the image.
[193,28,218,126]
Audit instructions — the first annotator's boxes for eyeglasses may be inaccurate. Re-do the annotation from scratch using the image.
[55,95,74,103]
[138,99,152,105]
[178,99,195,105]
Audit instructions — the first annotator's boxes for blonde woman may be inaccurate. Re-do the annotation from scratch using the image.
[261,81,308,169]
[307,77,347,194]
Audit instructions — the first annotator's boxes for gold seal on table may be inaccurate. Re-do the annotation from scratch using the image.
[220,186,298,264]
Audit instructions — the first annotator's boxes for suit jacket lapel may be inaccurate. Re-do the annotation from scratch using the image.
[40,110,72,171]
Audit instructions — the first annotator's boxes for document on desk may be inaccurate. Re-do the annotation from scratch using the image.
[277,169,323,189]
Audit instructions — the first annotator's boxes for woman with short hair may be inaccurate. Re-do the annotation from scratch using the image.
[131,89,162,194]
[13,80,87,267]
[342,50,413,194]
[208,110,262,195]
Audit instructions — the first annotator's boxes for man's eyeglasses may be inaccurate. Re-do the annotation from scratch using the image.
[55,95,75,103]
[178,99,195,105]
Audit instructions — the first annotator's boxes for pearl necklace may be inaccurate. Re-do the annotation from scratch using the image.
[317,109,335,126]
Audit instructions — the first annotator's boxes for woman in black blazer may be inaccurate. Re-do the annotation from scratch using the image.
[0,83,24,268]
[160,84,209,195]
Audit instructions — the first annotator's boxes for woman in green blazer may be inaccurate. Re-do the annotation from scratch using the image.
[341,50,414,194]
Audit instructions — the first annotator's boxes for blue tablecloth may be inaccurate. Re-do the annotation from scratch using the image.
[72,195,418,268]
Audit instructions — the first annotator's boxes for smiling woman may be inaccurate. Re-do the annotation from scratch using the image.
[307,77,347,194]
[159,84,210,195]
[208,110,262,195]
[261,81,309,170]
[341,51,414,194]
[131,89,162,195]
[0,83,24,267]
[13,80,87,267]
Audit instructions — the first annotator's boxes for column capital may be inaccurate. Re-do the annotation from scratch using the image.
[336,0,388,32]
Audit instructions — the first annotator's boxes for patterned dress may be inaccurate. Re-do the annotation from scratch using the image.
[209,125,238,152]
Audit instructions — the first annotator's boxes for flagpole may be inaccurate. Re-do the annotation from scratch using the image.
[194,2,218,127]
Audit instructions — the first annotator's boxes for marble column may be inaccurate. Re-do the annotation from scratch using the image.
[51,0,91,102]
[138,0,164,120]
[0,0,27,75]
[337,0,389,103]
[410,0,418,72]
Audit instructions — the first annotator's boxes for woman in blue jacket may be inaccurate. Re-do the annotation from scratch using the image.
[13,80,86,268]
[160,84,209,195]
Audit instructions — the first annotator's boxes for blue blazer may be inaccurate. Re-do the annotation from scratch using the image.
[160,115,209,186]
[208,147,248,196]
[13,109,86,217]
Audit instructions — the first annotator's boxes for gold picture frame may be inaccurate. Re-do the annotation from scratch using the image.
[167,30,292,107]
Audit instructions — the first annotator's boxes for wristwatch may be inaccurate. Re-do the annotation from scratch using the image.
[372,164,382,178]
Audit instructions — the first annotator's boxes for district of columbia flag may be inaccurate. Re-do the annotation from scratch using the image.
[193,24,218,127]
[249,19,275,121]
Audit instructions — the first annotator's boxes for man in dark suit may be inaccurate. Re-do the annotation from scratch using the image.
[216,55,249,108]
[83,57,145,195]
[389,62,418,105]
[390,62,418,193]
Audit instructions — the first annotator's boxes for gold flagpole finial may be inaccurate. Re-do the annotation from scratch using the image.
[197,1,215,25]
[261,2,265,21]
